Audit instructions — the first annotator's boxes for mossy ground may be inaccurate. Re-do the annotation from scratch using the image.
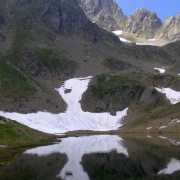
[89,74,143,98]
[0,116,56,164]
[0,60,35,96]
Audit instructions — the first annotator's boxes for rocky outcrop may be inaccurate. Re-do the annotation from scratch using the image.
[37,0,119,43]
[140,87,162,108]
[82,84,144,115]
[18,50,75,77]
[77,0,127,31]
[156,13,180,41]
[126,8,162,39]
[77,1,180,41]
[81,75,163,115]
[104,57,133,70]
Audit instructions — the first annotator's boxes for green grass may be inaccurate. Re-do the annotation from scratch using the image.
[127,34,137,42]
[34,48,75,69]
[0,60,35,96]
[128,102,180,127]
[89,74,144,98]
[0,116,55,163]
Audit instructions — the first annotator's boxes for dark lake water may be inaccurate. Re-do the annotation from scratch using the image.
[0,135,180,180]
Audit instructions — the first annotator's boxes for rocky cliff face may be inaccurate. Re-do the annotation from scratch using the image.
[156,13,180,41]
[126,8,162,39]
[81,74,163,115]
[37,0,119,43]
[77,0,127,31]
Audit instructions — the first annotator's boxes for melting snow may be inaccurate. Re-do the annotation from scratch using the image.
[158,158,180,175]
[158,136,168,139]
[168,139,180,146]
[155,87,180,104]
[156,119,180,130]
[112,30,123,35]
[136,42,154,46]
[147,135,152,138]
[147,127,152,130]
[159,126,168,129]
[148,39,156,41]
[25,135,128,180]
[119,37,131,43]
[0,77,128,134]
[154,67,166,73]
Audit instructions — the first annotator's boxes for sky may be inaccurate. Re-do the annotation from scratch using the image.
[115,0,180,22]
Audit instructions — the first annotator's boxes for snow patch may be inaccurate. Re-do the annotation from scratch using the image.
[158,158,180,175]
[0,77,128,134]
[154,67,166,73]
[159,126,168,129]
[156,119,180,130]
[25,135,128,180]
[146,127,152,130]
[147,135,152,138]
[112,30,123,35]
[168,139,180,146]
[119,37,131,43]
[148,39,156,41]
[158,136,168,139]
[136,42,154,46]
[155,87,180,104]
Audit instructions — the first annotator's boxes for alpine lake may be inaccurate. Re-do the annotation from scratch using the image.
[0,133,180,180]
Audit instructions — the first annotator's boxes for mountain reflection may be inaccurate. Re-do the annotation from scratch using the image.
[25,135,128,180]
[0,135,180,180]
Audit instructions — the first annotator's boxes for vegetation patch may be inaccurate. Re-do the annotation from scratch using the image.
[34,48,75,69]
[127,34,137,42]
[90,74,143,98]
[0,60,35,96]
[0,116,55,164]
[103,57,132,70]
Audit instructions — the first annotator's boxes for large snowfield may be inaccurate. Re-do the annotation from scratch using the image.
[0,77,128,134]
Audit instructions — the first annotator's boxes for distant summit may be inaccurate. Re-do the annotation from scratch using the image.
[78,0,180,42]
[126,8,162,39]
[77,0,127,31]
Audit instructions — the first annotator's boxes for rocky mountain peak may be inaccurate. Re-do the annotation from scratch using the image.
[126,8,162,38]
[77,0,127,31]
[156,13,180,41]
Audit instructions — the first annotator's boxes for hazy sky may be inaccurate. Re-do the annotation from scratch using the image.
[115,0,180,22]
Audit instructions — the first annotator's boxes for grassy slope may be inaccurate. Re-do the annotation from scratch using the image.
[121,102,180,133]
[0,60,35,96]
[0,116,55,164]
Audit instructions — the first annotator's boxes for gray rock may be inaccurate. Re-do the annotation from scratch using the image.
[82,84,144,115]
[140,87,161,108]
[156,13,180,41]
[38,0,119,43]
[126,8,162,39]
[77,0,127,31]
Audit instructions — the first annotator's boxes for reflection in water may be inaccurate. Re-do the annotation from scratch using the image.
[0,135,180,180]
[25,135,128,180]
[158,158,180,175]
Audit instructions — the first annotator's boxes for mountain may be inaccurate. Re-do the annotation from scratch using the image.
[78,0,180,43]
[0,0,179,133]
[77,0,127,31]
[0,0,119,113]
[126,8,162,39]
[156,13,180,41]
